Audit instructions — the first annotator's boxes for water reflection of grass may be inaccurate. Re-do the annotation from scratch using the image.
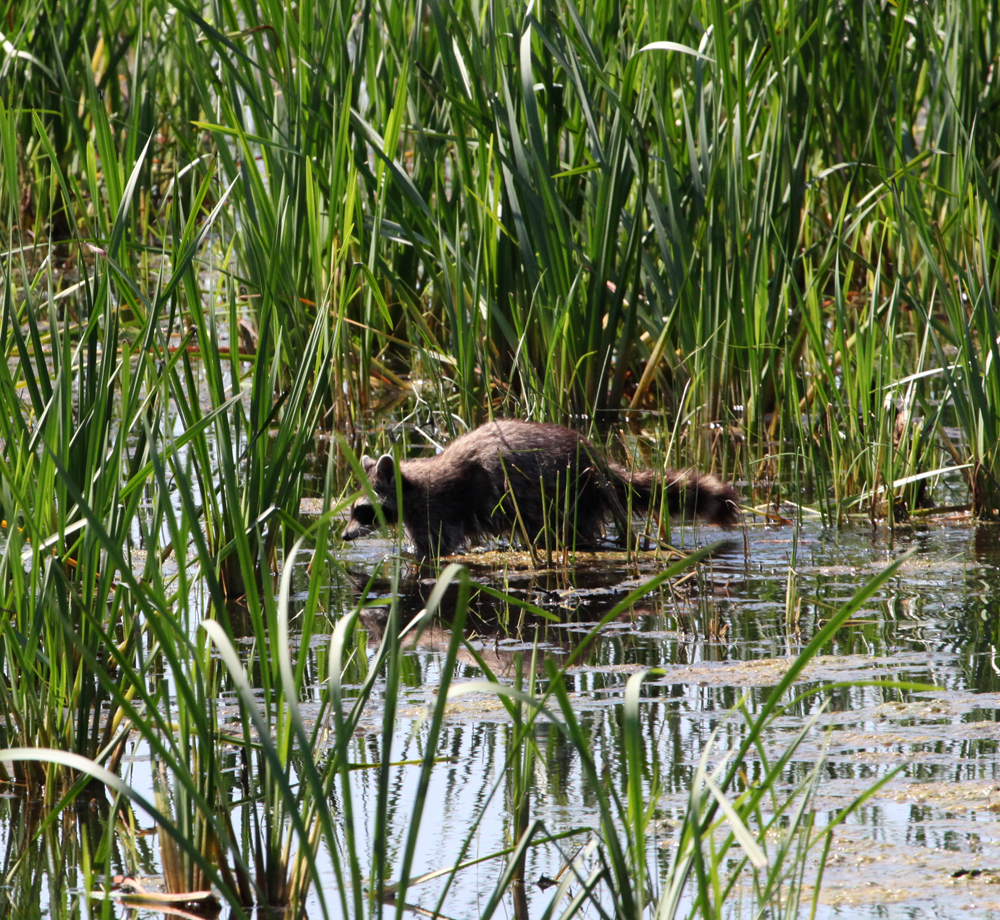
[1,0,999,915]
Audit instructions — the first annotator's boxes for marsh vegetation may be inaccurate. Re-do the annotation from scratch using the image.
[1,0,999,916]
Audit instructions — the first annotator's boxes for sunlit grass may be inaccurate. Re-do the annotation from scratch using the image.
[4,0,997,502]
[0,0,996,915]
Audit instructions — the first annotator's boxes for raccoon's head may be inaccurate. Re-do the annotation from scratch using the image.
[342,454,399,542]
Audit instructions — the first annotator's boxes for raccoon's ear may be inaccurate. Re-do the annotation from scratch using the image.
[361,455,376,475]
[374,453,396,484]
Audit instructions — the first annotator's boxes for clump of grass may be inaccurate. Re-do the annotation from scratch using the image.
[0,488,923,920]
[0,0,990,915]
[5,0,1000,514]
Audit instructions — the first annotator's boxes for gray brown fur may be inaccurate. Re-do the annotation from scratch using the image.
[342,420,740,560]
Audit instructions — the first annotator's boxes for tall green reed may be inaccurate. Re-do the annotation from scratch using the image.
[0,93,166,789]
[7,0,1000,514]
[0,8,344,809]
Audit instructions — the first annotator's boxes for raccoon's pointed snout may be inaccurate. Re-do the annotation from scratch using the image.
[341,520,363,542]
[343,498,379,542]
[341,517,364,542]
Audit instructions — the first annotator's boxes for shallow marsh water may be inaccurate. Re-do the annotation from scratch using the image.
[325,515,1000,919]
[3,514,1000,918]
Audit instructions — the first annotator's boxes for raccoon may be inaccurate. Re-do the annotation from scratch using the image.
[342,420,740,560]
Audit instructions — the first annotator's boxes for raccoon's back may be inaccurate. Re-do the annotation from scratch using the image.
[443,420,589,471]
[399,421,606,554]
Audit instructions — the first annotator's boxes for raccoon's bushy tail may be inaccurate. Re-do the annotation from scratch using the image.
[611,466,741,528]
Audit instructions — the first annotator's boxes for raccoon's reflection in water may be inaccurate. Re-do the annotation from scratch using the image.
[348,559,733,680]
